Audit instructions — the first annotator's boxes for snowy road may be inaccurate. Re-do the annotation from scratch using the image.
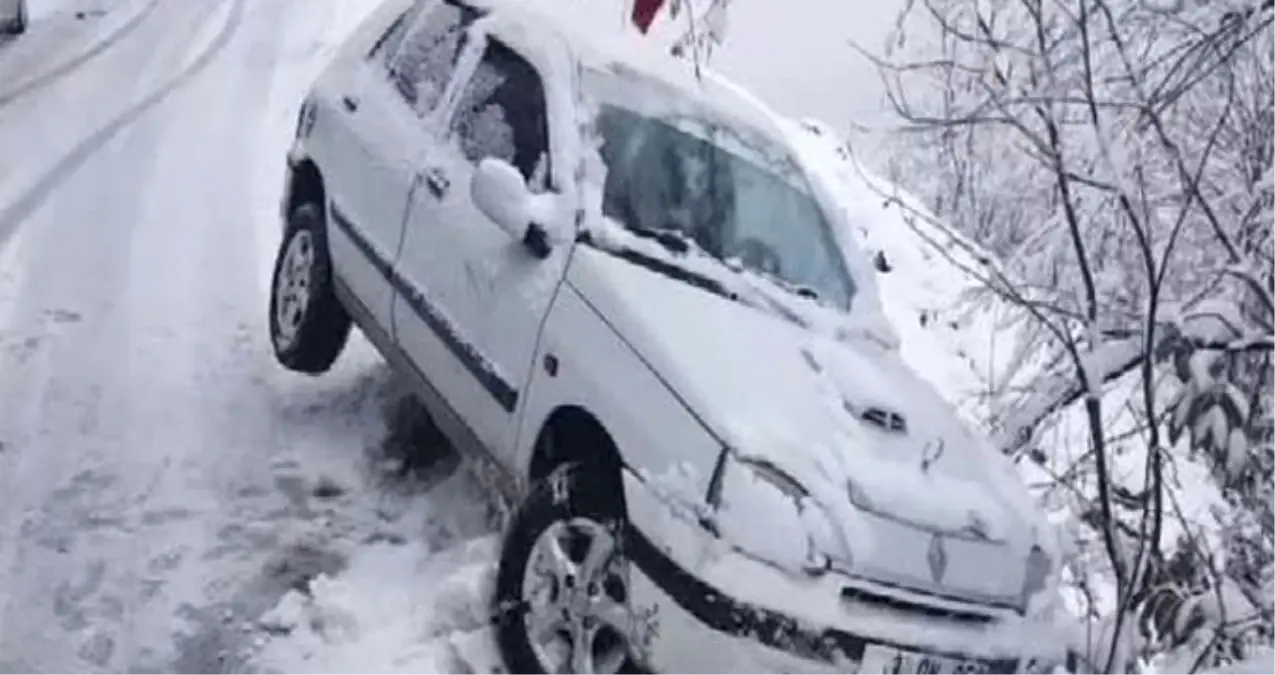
[0,1,497,671]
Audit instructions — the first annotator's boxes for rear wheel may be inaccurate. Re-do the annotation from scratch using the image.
[494,463,644,674]
[268,202,351,374]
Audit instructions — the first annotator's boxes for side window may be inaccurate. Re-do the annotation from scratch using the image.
[388,1,478,115]
[449,41,551,191]
[367,1,425,64]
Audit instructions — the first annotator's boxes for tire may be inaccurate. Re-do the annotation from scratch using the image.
[494,463,645,674]
[268,202,351,374]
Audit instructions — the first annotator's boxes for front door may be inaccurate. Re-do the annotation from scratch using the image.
[395,34,574,458]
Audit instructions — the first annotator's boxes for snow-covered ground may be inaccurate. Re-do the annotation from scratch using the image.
[0,0,497,670]
[1,1,1269,673]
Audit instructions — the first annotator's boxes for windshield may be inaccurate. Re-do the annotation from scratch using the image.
[588,76,857,310]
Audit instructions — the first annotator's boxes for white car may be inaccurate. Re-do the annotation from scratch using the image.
[0,0,25,35]
[270,0,1065,672]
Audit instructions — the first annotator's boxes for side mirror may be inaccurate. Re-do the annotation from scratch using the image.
[471,158,562,259]
[472,158,533,241]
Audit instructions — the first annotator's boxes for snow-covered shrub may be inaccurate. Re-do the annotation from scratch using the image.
[857,0,1274,670]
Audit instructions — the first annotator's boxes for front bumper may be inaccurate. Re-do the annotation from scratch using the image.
[621,521,1059,674]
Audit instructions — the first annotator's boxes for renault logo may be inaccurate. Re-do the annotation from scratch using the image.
[927,534,948,584]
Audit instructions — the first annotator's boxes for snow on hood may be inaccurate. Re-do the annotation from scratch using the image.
[570,247,1045,602]
[571,249,1035,537]
[569,111,1037,543]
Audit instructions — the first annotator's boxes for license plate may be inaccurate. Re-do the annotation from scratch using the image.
[858,644,990,674]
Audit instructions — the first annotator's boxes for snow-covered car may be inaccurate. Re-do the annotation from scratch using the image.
[0,0,25,35]
[269,0,1065,672]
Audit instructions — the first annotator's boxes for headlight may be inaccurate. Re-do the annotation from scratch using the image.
[712,456,851,576]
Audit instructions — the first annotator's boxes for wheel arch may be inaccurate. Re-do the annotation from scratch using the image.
[285,157,326,223]
[527,404,625,488]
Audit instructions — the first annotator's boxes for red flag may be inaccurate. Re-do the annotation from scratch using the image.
[631,0,665,34]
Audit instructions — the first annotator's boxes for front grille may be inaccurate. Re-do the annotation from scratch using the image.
[858,406,908,433]
[840,584,997,625]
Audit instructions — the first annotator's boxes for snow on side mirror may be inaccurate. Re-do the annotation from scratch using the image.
[472,158,533,240]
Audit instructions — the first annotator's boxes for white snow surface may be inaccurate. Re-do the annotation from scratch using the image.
[0,0,498,670]
[254,536,505,674]
[3,0,1216,672]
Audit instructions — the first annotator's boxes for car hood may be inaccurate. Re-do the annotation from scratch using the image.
[571,248,1046,607]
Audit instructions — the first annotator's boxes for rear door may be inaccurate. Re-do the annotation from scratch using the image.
[306,0,431,333]
[395,31,574,459]
[380,0,496,440]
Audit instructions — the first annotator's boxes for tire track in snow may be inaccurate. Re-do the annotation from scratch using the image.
[0,0,246,251]
[0,4,243,667]
[0,0,160,109]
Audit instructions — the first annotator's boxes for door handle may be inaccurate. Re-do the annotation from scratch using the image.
[341,94,359,112]
[423,167,450,198]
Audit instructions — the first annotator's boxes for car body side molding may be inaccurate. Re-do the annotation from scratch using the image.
[329,201,519,413]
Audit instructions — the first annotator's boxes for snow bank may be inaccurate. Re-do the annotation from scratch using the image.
[780,117,1230,524]
[254,536,503,674]
[782,118,1254,672]
[781,107,1238,645]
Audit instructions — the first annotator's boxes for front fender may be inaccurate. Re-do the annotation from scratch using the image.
[514,283,724,499]
[619,467,735,671]
[620,467,718,578]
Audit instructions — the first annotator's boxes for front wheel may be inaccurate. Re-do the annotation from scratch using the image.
[268,202,351,374]
[494,463,645,674]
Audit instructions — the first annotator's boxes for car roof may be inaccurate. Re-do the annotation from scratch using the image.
[466,0,794,148]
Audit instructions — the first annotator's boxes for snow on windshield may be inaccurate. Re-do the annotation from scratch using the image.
[582,68,857,311]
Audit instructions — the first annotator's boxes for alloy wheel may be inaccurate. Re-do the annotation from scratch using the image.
[272,229,315,351]
[521,517,636,674]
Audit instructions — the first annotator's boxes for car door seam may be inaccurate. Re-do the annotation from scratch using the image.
[388,171,424,340]
[330,200,519,412]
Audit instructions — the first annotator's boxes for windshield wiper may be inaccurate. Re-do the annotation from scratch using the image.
[626,226,824,315]
[627,225,692,256]
[774,278,821,302]
[578,229,737,302]
[721,256,821,304]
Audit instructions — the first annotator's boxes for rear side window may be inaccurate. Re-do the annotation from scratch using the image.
[449,41,551,191]
[367,1,425,63]
[388,0,479,115]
